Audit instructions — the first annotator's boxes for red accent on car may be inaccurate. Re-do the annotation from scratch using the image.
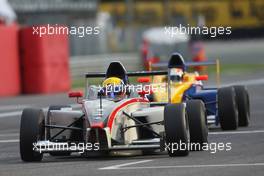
[90,122,104,129]
[196,75,208,81]
[68,91,83,98]
[107,98,149,131]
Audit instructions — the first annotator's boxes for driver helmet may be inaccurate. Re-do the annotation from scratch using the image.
[170,68,184,82]
[102,77,126,101]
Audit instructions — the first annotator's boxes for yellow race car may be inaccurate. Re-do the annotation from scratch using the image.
[138,53,250,131]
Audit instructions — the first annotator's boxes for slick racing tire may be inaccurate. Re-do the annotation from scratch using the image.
[142,149,157,156]
[186,100,208,150]
[47,105,72,157]
[234,86,250,127]
[164,103,189,157]
[218,87,239,130]
[20,108,44,162]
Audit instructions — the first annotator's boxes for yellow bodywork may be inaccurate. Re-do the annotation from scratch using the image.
[152,73,197,103]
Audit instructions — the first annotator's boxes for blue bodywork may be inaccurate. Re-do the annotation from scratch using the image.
[184,85,219,125]
[157,52,221,125]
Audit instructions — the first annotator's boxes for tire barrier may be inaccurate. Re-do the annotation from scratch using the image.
[20,26,71,94]
[0,24,20,97]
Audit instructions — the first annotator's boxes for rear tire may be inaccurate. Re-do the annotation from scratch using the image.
[218,87,238,130]
[164,104,189,157]
[20,108,44,162]
[234,86,250,127]
[47,105,72,157]
[186,100,208,150]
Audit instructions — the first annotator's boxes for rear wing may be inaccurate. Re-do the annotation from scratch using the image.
[84,70,168,99]
[85,70,168,78]
[151,60,218,68]
[186,60,218,67]
[187,60,220,87]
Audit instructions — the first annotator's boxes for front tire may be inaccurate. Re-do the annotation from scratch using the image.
[234,86,250,127]
[49,151,71,157]
[164,103,189,157]
[218,87,238,130]
[20,108,44,162]
[186,100,208,150]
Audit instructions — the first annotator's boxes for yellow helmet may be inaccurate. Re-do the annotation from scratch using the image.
[102,77,126,101]
[102,77,123,87]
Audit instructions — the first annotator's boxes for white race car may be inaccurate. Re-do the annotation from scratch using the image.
[20,62,208,162]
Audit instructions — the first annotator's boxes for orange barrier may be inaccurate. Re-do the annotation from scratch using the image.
[0,24,20,96]
[20,26,71,94]
[191,42,207,72]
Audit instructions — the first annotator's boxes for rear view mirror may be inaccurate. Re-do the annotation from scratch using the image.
[68,91,83,98]
[196,75,208,81]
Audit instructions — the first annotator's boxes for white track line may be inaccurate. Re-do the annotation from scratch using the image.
[0,105,30,111]
[224,78,264,87]
[0,139,19,143]
[100,162,264,170]
[0,111,22,118]
[209,130,264,135]
[0,133,18,137]
[99,160,152,170]
[0,104,81,119]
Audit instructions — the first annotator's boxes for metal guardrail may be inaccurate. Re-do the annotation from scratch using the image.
[70,52,143,79]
